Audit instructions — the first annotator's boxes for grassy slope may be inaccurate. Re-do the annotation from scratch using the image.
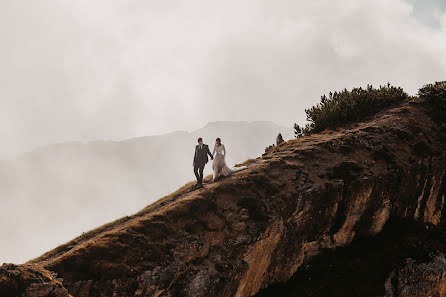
[28,97,442,286]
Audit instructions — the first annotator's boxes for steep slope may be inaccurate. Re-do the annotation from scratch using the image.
[1,98,445,297]
[0,121,292,264]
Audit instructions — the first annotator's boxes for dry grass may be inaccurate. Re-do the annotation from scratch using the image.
[239,158,257,166]
[137,175,213,214]
[29,174,216,264]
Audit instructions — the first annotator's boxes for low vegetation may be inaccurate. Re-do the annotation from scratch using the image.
[418,81,446,112]
[295,84,410,137]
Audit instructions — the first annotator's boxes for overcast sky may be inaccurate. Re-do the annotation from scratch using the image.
[1,0,446,158]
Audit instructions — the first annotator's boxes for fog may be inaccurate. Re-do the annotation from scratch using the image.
[1,0,446,263]
[0,122,293,264]
[1,0,446,158]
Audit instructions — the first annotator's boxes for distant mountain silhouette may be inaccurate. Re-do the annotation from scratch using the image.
[0,121,292,264]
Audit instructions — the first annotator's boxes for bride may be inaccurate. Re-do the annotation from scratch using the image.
[212,138,245,181]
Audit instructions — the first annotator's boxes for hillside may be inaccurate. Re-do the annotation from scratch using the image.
[0,121,292,264]
[1,97,445,297]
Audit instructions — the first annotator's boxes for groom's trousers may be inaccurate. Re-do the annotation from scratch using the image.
[194,163,205,184]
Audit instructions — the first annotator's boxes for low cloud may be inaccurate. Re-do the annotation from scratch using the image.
[1,0,445,157]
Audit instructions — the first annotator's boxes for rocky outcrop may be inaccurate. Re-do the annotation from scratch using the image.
[385,256,446,297]
[276,133,284,146]
[1,97,445,296]
[0,264,70,297]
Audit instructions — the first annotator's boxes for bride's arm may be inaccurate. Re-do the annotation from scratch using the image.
[212,145,216,157]
[223,145,226,157]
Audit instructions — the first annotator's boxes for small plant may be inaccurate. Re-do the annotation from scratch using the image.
[294,83,409,137]
[294,123,311,138]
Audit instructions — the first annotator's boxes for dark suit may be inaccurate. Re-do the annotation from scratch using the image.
[193,144,213,184]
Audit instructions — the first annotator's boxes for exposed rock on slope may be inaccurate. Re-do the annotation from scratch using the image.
[385,255,446,297]
[1,97,445,297]
[0,264,70,297]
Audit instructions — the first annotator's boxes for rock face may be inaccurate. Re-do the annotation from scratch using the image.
[0,264,70,297]
[385,256,446,297]
[1,97,445,297]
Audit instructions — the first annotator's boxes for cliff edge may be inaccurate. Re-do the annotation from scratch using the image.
[1,97,445,297]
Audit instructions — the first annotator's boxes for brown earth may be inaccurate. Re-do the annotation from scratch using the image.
[1,97,445,297]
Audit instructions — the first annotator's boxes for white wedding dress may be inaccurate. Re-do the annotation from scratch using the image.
[212,144,245,181]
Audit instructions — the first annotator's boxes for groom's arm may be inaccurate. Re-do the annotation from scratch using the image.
[207,146,213,159]
[193,147,197,165]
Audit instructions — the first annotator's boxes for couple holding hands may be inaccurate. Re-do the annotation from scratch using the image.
[192,137,244,189]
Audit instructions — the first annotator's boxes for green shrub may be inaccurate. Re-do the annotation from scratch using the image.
[418,81,446,111]
[294,84,409,137]
[293,123,311,138]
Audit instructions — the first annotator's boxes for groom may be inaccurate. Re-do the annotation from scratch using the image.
[193,137,213,188]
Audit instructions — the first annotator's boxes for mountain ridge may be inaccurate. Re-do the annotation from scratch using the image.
[1,98,446,297]
[17,120,290,158]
